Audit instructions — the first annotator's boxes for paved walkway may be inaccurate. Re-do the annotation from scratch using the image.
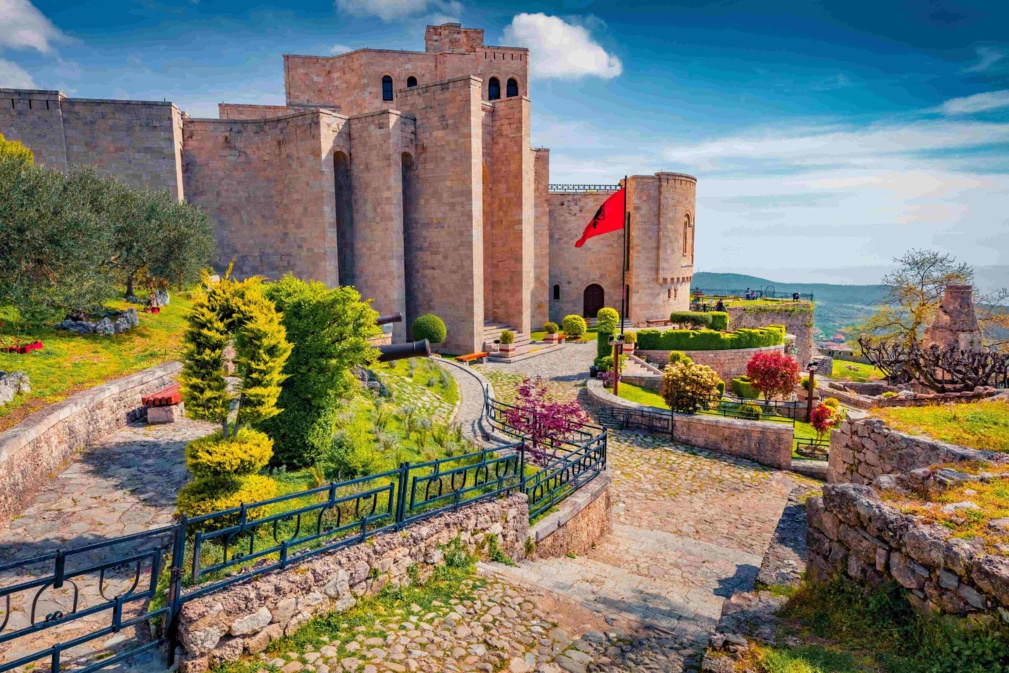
[478,343,808,670]
[434,359,488,443]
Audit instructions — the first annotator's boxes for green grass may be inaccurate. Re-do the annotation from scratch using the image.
[375,357,459,408]
[0,292,192,431]
[616,381,668,408]
[830,360,883,383]
[874,400,1009,451]
[530,326,601,342]
[750,574,1009,673]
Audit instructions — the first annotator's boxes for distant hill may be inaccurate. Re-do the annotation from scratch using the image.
[692,272,887,340]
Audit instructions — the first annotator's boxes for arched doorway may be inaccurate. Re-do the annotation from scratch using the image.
[583,284,604,318]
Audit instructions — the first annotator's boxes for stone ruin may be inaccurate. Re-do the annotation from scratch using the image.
[922,284,983,352]
[56,308,140,336]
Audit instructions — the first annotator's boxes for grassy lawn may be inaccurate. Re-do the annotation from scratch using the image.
[0,293,192,432]
[529,326,601,342]
[830,360,883,383]
[873,399,1009,451]
[617,381,668,408]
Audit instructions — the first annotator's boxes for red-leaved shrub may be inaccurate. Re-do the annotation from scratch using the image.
[745,350,801,401]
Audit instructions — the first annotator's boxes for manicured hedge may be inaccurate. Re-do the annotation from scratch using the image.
[636,325,785,351]
[731,376,759,399]
[668,311,730,332]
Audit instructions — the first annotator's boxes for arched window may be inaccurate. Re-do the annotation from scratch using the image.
[506,78,519,97]
[553,284,560,300]
[382,75,393,101]
[488,77,501,100]
[407,76,417,88]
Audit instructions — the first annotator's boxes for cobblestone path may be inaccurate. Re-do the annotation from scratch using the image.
[479,343,809,670]
[434,359,488,443]
[0,419,214,670]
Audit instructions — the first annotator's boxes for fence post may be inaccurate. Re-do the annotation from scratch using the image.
[395,462,409,529]
[518,441,527,495]
[165,518,187,665]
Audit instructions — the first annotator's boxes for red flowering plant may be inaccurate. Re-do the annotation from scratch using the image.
[746,351,801,402]
[810,403,836,443]
[503,376,589,464]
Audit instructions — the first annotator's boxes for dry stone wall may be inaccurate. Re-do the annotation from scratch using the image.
[827,417,1007,486]
[0,361,181,524]
[637,344,785,384]
[177,494,529,672]
[807,484,1009,618]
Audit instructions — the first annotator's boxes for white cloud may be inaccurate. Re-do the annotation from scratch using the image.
[963,46,1005,73]
[939,90,1009,115]
[0,0,66,53]
[330,44,353,55]
[334,0,461,22]
[0,58,35,88]
[502,13,622,80]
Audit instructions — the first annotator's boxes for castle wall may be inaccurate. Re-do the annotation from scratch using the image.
[219,104,299,120]
[532,149,550,328]
[548,190,624,322]
[627,174,694,322]
[487,97,534,334]
[0,89,68,170]
[0,90,183,198]
[347,110,412,341]
[396,77,485,354]
[182,111,339,285]
[481,103,494,324]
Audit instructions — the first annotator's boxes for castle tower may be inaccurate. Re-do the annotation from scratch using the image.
[922,285,983,352]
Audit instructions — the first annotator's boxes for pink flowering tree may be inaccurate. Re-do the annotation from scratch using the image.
[503,376,589,463]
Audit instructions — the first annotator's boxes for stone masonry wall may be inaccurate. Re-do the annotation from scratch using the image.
[726,305,815,368]
[396,77,484,354]
[0,362,181,525]
[827,417,1007,486]
[529,470,612,559]
[0,89,68,170]
[548,191,622,323]
[587,379,792,469]
[531,148,550,329]
[178,494,529,671]
[637,344,785,385]
[807,484,1009,618]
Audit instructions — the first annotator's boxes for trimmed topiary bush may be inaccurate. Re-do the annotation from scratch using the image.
[667,350,693,365]
[635,326,785,351]
[669,311,711,328]
[411,313,447,344]
[175,474,278,526]
[800,375,818,392]
[731,376,760,399]
[623,331,637,345]
[185,427,274,478]
[708,312,729,331]
[500,330,515,345]
[597,307,620,333]
[737,403,763,419]
[543,321,559,335]
[562,314,587,339]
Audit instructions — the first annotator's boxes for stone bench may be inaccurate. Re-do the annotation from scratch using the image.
[142,383,184,424]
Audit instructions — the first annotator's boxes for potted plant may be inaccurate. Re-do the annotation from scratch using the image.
[499,330,516,356]
[623,331,637,354]
[797,375,819,402]
[543,322,560,343]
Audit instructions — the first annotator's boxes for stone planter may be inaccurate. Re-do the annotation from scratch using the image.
[544,333,560,343]
[500,344,516,357]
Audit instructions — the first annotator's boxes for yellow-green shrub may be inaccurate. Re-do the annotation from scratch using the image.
[176,474,278,524]
[562,314,587,338]
[185,428,273,478]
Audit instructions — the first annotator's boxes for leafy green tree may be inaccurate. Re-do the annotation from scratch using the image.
[0,157,116,322]
[259,276,381,468]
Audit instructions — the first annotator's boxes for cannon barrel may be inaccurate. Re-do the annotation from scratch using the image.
[377,339,431,363]
[376,312,404,327]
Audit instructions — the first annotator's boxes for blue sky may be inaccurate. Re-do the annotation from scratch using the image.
[2,0,1008,285]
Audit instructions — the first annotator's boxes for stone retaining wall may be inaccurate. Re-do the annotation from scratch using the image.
[0,361,182,524]
[827,417,1007,485]
[529,470,612,559]
[821,380,1001,411]
[637,344,784,384]
[726,304,815,367]
[587,379,793,469]
[178,493,529,672]
[807,484,1009,618]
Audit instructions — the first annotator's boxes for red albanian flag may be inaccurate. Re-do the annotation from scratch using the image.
[574,188,625,248]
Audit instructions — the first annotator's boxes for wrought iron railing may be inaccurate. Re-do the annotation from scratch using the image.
[691,287,814,302]
[794,437,830,460]
[0,409,607,673]
[597,405,674,437]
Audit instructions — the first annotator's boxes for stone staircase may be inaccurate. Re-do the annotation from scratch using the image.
[622,357,657,378]
[483,322,560,362]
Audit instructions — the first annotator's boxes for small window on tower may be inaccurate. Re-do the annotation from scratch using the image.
[507,78,519,97]
[382,76,394,101]
[488,77,501,100]
[407,76,418,88]
[553,284,560,300]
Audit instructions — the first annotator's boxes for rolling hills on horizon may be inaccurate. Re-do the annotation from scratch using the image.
[692,271,888,340]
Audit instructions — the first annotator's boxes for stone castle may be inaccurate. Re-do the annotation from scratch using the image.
[0,24,696,352]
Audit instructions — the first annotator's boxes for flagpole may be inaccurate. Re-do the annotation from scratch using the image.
[620,176,628,338]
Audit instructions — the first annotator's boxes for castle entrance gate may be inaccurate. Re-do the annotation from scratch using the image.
[583,283,604,318]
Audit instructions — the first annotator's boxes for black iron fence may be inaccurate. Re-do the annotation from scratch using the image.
[0,412,607,673]
[794,437,830,461]
[692,287,814,302]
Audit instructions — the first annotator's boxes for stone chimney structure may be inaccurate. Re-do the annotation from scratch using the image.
[922,285,983,351]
